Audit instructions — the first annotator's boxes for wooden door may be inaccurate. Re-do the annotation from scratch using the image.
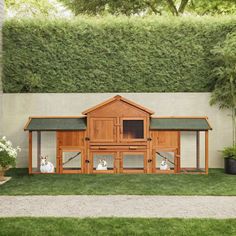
[90,118,117,143]
[59,148,84,174]
[153,148,177,174]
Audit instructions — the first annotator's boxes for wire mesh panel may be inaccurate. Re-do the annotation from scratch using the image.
[62,151,82,170]
[93,154,114,171]
[156,151,175,171]
[123,153,144,170]
[32,131,56,173]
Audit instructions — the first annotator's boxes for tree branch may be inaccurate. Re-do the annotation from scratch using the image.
[145,1,162,15]
[178,0,189,14]
[166,0,179,16]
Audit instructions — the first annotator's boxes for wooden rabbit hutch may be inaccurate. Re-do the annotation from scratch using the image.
[24,95,212,174]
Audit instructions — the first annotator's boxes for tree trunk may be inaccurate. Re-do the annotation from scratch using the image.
[0,168,6,181]
[166,0,179,15]
[178,0,189,14]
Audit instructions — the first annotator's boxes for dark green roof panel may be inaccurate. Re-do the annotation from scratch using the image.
[150,118,211,131]
[26,118,87,131]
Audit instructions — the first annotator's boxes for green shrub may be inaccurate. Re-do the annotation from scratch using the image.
[222,146,236,160]
[3,16,236,93]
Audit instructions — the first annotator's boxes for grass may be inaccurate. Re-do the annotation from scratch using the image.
[0,217,235,236]
[0,168,235,195]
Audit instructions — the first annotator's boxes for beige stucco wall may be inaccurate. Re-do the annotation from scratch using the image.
[0,93,232,168]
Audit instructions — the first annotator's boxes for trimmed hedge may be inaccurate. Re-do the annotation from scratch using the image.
[3,16,236,93]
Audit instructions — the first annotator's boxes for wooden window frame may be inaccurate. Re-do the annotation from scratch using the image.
[120,117,147,142]
[121,151,147,173]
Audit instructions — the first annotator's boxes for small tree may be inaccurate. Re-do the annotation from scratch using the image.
[210,32,236,145]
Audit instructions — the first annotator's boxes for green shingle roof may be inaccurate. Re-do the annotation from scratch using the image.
[150,118,212,131]
[25,118,87,131]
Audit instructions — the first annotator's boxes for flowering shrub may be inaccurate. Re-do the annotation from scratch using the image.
[0,136,20,169]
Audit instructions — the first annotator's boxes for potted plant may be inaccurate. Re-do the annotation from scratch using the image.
[210,32,236,174]
[222,146,236,174]
[0,136,20,181]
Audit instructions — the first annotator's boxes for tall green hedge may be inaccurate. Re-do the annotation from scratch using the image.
[3,16,236,93]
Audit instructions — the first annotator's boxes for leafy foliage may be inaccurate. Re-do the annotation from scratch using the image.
[3,16,236,93]
[210,32,236,145]
[59,0,236,16]
[187,0,236,15]
[0,137,18,169]
[5,0,72,18]
[222,146,236,159]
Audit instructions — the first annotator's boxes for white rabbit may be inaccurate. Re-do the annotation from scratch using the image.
[40,156,55,173]
[160,158,170,170]
[96,159,108,170]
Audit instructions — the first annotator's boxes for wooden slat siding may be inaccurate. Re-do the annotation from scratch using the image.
[88,100,150,117]
[151,131,179,149]
[205,131,209,174]
[57,131,85,147]
[28,132,32,174]
[82,95,154,115]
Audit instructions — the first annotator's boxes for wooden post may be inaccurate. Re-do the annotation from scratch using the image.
[29,131,32,174]
[37,131,41,171]
[205,131,209,174]
[56,131,60,174]
[177,131,181,173]
[196,131,200,170]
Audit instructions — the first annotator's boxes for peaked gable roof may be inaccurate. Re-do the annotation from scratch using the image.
[82,95,154,115]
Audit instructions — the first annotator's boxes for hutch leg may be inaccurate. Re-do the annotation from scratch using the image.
[28,131,32,174]
[205,131,209,174]
[196,131,200,169]
[37,131,41,171]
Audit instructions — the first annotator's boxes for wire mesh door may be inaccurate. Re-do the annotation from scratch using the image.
[61,150,83,173]
[155,149,177,173]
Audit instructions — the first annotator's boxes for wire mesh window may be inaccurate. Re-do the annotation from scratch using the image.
[156,151,175,170]
[62,151,82,170]
[123,154,144,169]
[32,131,56,173]
[122,120,144,139]
[93,154,114,170]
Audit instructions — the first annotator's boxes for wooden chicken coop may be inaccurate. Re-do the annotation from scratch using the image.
[24,95,212,174]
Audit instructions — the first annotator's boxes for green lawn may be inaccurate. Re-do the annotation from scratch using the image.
[0,168,235,195]
[0,218,235,236]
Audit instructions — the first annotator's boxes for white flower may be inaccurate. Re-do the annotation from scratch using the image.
[0,136,21,159]
[2,136,6,141]
[6,140,12,147]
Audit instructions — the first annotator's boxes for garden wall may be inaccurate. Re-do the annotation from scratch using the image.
[3,16,236,93]
[0,93,232,168]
